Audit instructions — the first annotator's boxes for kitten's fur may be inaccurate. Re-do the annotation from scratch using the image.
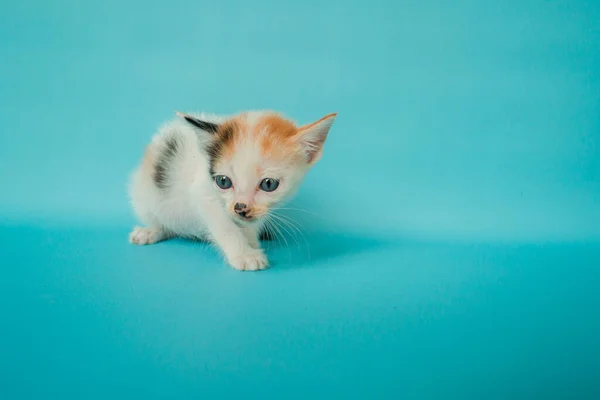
[128,110,337,271]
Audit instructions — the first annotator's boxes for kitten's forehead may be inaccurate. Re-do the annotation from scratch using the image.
[241,111,298,153]
[211,112,301,174]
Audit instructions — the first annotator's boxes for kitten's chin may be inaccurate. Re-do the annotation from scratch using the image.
[231,214,264,226]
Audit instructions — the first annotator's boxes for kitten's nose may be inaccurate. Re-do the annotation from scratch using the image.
[234,202,249,217]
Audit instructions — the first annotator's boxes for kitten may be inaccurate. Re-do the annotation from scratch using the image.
[127,110,337,271]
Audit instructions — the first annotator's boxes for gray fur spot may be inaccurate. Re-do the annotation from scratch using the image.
[154,137,181,189]
[206,123,235,176]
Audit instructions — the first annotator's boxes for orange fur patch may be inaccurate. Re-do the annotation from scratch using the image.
[256,114,298,139]
[254,114,299,158]
[216,112,301,161]
[213,112,336,167]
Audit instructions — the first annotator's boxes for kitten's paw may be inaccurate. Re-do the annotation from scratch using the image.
[229,248,269,271]
[129,226,166,245]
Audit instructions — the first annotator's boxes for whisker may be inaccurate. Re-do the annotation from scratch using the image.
[267,215,292,264]
[273,206,337,237]
[273,214,306,247]
[274,212,305,231]
[262,221,276,251]
[271,212,311,262]
[274,207,322,218]
[271,213,301,252]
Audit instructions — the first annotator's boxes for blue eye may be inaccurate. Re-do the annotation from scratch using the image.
[215,175,232,189]
[259,178,279,192]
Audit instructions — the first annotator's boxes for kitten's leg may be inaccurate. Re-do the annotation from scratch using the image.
[129,226,171,245]
[205,216,268,271]
[241,225,261,249]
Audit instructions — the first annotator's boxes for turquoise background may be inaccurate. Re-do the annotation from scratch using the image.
[1,0,599,398]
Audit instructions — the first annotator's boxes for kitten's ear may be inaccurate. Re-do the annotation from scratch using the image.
[294,113,337,164]
[176,111,219,134]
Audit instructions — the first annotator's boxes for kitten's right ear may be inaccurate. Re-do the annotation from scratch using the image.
[176,111,219,134]
[294,112,337,164]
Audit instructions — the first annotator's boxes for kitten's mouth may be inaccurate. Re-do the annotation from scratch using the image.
[233,211,267,225]
[232,212,259,224]
[231,205,267,224]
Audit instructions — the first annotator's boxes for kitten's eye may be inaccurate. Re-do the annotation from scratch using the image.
[215,175,233,189]
[259,178,279,192]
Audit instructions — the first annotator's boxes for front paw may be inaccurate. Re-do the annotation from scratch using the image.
[228,248,269,271]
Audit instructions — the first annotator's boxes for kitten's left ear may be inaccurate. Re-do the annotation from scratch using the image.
[176,111,219,134]
[294,113,337,164]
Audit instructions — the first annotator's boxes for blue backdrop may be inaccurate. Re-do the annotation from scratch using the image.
[1,0,599,398]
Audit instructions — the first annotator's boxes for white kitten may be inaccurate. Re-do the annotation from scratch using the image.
[127,110,337,271]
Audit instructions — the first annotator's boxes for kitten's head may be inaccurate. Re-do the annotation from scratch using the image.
[178,110,336,224]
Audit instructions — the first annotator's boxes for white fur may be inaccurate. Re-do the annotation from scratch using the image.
[127,111,335,271]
